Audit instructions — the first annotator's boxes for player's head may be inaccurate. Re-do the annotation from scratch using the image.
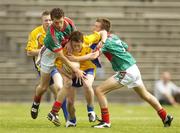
[41,10,52,30]
[93,18,111,32]
[50,8,64,30]
[69,31,84,52]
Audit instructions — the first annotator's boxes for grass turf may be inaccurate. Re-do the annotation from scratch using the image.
[0,102,179,133]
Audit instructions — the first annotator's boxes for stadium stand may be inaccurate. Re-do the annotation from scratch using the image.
[0,0,180,103]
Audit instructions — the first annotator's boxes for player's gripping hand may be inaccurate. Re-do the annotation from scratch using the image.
[74,68,87,84]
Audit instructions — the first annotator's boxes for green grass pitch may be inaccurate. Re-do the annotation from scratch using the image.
[0,102,179,133]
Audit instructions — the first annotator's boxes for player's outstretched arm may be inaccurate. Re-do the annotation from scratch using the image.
[99,30,107,43]
[67,50,101,62]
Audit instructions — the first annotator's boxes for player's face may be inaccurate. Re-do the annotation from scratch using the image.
[92,22,102,32]
[52,17,64,30]
[42,15,52,29]
[71,41,82,52]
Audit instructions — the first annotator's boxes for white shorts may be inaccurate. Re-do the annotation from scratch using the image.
[114,64,144,89]
[39,47,58,73]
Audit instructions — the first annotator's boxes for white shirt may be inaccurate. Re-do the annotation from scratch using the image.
[154,80,180,100]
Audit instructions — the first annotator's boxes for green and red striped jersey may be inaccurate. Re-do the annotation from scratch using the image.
[101,34,136,71]
[44,17,75,52]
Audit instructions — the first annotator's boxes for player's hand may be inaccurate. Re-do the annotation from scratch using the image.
[90,51,100,60]
[97,41,103,49]
[92,42,103,53]
[74,68,86,84]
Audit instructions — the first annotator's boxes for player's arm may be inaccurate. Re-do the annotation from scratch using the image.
[67,50,101,62]
[27,49,40,56]
[95,30,107,49]
[84,30,107,47]
[55,57,73,79]
[58,67,72,79]
[56,50,86,81]
[122,41,131,52]
[26,32,40,56]
[99,30,107,43]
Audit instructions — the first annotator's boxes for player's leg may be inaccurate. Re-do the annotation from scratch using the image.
[66,87,77,127]
[49,85,58,99]
[133,85,173,127]
[93,75,124,128]
[127,64,173,127]
[51,68,68,121]
[31,71,51,119]
[82,72,96,122]
[47,74,72,126]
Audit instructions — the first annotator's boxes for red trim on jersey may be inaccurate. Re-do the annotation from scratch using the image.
[61,38,69,48]
[64,17,75,29]
[61,17,75,32]
[50,17,75,48]
[61,17,75,47]
[53,47,63,53]
[60,19,68,32]
[50,25,66,49]
[104,52,112,61]
[50,25,59,45]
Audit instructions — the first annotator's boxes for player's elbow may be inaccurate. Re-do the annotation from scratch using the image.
[26,51,33,56]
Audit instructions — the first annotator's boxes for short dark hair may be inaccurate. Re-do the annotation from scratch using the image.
[41,10,50,17]
[96,18,111,32]
[50,8,64,20]
[69,31,84,43]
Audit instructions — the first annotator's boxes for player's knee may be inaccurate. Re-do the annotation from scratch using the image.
[64,80,72,88]
[54,84,63,91]
[84,85,93,92]
[94,87,101,96]
[83,82,91,89]
[38,84,48,92]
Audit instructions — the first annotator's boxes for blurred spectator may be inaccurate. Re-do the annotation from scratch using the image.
[154,71,180,106]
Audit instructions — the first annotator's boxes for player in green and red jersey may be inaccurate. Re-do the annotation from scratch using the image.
[31,8,85,121]
[27,10,68,121]
[68,18,173,128]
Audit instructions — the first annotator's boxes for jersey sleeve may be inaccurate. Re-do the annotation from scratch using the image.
[83,32,101,46]
[101,39,110,53]
[25,31,38,51]
[64,17,76,31]
[122,41,129,50]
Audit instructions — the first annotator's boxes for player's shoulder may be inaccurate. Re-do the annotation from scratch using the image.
[64,17,75,26]
[31,25,43,35]
[64,17,73,22]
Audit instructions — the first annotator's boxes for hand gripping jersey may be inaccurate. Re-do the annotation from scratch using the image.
[55,31,101,71]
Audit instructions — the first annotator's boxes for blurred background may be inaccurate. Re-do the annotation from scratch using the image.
[0,0,180,103]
